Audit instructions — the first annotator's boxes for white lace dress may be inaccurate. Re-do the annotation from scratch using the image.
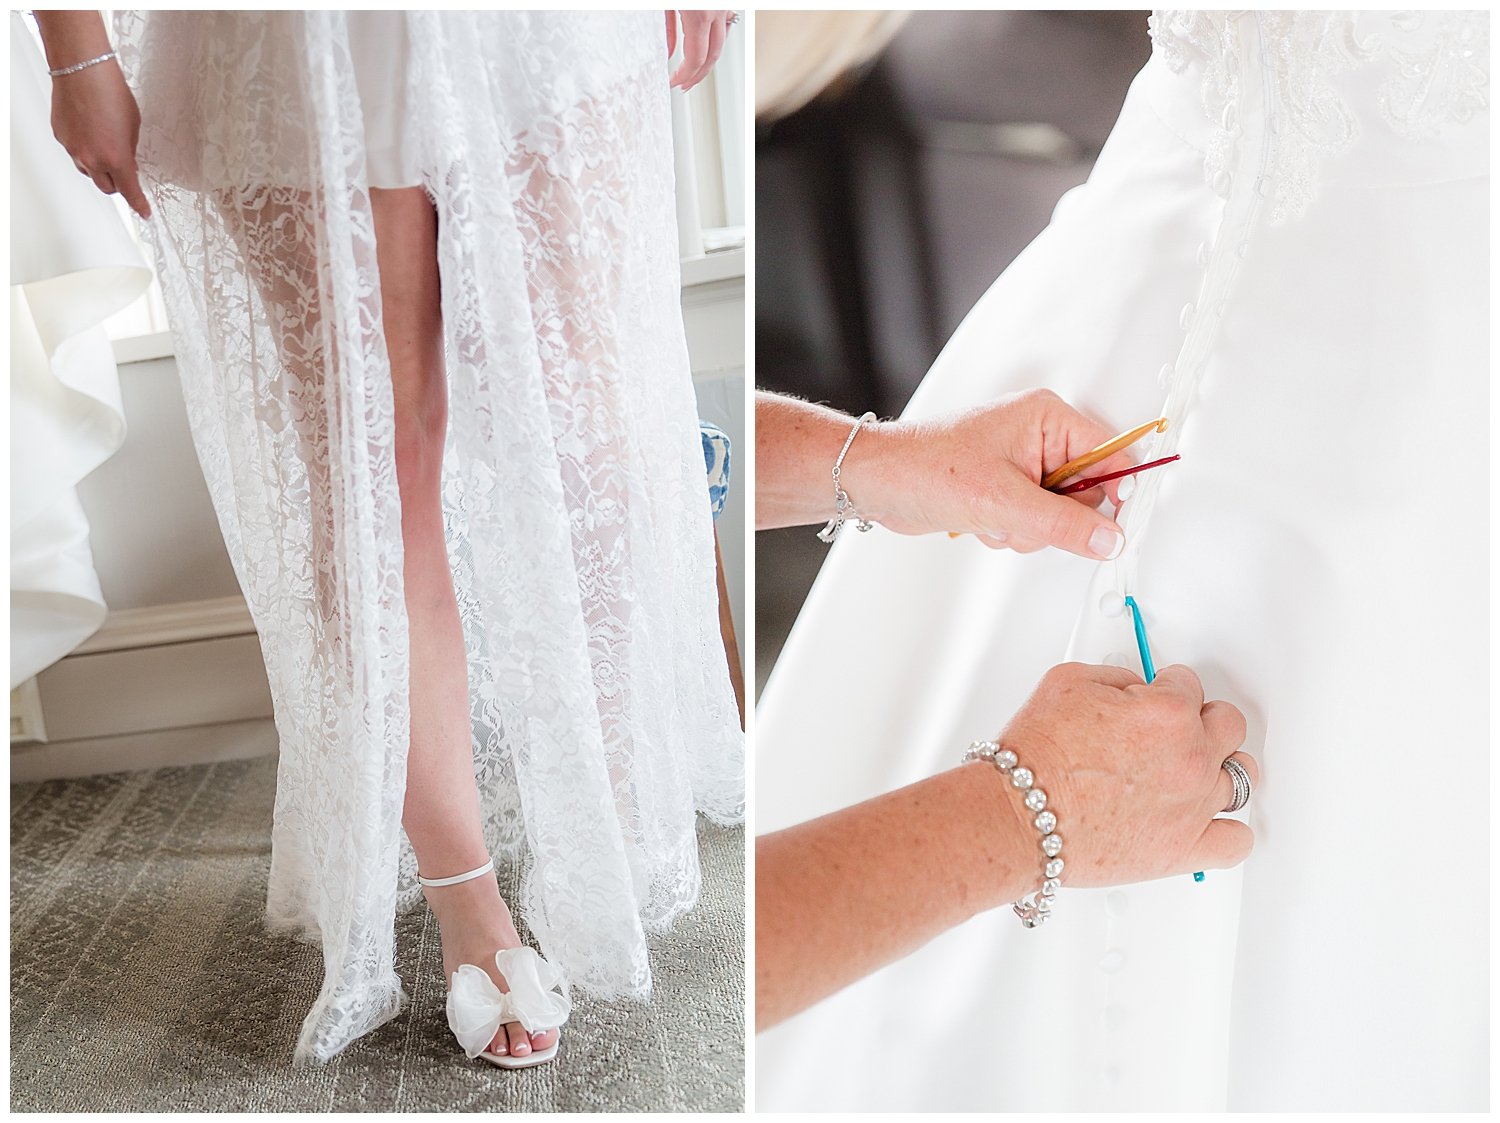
[111,11,744,1063]
[757,10,1486,1111]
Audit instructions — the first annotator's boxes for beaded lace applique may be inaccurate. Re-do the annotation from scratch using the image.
[1148,10,1489,222]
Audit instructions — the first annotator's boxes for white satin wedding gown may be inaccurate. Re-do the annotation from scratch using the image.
[757,10,1486,1112]
[112,11,744,1062]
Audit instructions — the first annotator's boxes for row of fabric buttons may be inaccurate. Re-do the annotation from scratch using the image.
[1092,13,1281,1101]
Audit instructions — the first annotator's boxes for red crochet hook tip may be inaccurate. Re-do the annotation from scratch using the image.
[1053,454,1181,496]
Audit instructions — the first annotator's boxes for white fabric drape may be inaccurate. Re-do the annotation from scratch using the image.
[757,10,1487,1112]
[112,10,743,1063]
[10,12,152,688]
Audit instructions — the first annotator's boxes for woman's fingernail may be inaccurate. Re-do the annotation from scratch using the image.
[1089,526,1125,560]
[1116,476,1136,503]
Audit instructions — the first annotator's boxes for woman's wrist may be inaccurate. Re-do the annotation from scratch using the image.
[834,416,910,527]
[948,758,1044,921]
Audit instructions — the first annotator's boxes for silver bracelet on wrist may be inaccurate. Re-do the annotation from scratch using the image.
[48,50,117,77]
[963,739,1063,928]
[816,411,878,544]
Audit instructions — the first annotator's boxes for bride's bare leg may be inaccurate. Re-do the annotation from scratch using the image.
[370,185,557,1059]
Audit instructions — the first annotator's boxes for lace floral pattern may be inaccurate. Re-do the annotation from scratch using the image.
[1148,9,1490,221]
[113,10,743,1063]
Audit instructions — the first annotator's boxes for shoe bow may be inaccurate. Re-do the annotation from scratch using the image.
[446,946,572,1059]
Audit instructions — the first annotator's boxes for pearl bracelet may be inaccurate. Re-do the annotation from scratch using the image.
[963,739,1063,928]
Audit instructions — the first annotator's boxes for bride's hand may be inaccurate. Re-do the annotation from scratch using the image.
[49,60,152,220]
[992,661,1257,888]
[848,389,1135,560]
[665,10,735,91]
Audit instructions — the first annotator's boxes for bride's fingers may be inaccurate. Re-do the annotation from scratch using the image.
[974,532,1011,551]
[117,159,153,219]
[1189,816,1254,870]
[671,14,710,87]
[682,14,726,90]
[703,13,727,76]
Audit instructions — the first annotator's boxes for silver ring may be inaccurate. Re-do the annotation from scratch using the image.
[726,12,740,26]
[1221,756,1252,813]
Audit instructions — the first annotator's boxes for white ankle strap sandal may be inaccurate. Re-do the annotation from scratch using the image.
[416,857,496,888]
[418,858,572,1069]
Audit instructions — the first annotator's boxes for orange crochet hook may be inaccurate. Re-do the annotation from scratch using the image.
[1040,416,1169,490]
[947,415,1170,538]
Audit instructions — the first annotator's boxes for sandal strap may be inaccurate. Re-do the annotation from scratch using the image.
[417,856,495,887]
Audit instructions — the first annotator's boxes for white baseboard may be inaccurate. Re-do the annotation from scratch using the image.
[71,595,256,655]
[10,717,278,784]
[12,596,273,780]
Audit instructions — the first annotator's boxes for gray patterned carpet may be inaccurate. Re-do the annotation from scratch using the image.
[10,756,744,1112]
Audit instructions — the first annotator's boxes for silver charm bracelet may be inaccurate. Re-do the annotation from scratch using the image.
[963,739,1063,927]
[48,50,117,77]
[816,411,878,543]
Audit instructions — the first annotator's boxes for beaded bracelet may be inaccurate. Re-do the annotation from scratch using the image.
[963,739,1063,927]
[47,50,117,77]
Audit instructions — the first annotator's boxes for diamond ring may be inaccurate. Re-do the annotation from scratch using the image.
[1221,756,1252,813]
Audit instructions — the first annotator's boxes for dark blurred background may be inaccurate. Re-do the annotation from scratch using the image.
[755,9,1151,693]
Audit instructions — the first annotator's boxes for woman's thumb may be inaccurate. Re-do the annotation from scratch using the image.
[1011,486,1125,561]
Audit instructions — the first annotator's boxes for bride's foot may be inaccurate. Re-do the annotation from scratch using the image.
[421,865,563,1060]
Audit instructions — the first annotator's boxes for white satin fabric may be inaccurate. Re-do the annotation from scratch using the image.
[757,11,1487,1112]
[112,10,743,1063]
[10,13,152,687]
[345,12,422,189]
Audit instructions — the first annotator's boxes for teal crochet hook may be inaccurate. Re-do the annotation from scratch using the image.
[1124,595,1205,883]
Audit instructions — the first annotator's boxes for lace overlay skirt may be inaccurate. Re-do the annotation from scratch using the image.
[113,10,744,1063]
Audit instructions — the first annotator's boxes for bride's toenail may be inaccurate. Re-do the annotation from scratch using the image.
[514,1043,529,1054]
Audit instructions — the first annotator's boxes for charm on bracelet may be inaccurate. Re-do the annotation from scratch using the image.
[817,411,878,543]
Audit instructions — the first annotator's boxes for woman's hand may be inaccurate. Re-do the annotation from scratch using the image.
[994,661,1257,887]
[49,61,151,220]
[848,389,1137,558]
[756,657,1256,1029]
[810,386,1134,557]
[665,10,735,91]
[755,389,1136,560]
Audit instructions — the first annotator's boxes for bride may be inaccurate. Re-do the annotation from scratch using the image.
[756,10,1487,1111]
[36,9,744,1069]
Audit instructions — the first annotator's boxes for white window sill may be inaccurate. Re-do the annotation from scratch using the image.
[113,330,177,365]
[112,246,746,366]
[681,244,745,290]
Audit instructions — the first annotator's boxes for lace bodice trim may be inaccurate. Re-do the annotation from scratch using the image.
[1149,10,1489,221]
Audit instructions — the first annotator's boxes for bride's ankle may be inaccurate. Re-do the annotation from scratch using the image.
[422,877,516,934]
